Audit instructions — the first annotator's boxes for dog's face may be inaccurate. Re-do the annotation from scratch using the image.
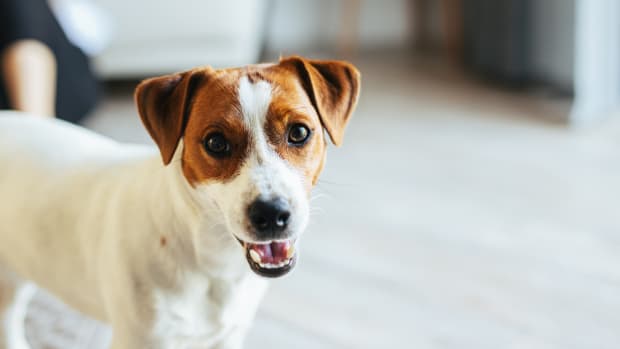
[135,56,360,277]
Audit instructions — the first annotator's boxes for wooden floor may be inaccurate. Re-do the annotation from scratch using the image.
[24,54,620,348]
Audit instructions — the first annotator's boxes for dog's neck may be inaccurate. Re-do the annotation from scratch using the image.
[116,150,264,342]
[140,144,248,281]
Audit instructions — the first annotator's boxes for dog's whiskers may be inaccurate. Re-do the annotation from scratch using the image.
[316,178,347,186]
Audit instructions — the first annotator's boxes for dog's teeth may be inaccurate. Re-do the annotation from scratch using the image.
[249,249,261,264]
[286,245,295,259]
[256,259,291,269]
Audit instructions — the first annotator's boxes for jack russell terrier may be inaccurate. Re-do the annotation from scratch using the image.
[0,56,360,349]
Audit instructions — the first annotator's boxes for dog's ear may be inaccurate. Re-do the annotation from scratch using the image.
[135,68,208,165]
[280,56,361,146]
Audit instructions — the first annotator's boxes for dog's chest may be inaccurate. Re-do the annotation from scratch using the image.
[152,272,267,348]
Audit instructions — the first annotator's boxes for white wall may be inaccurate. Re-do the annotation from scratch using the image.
[94,0,266,77]
[264,0,411,54]
[571,0,620,124]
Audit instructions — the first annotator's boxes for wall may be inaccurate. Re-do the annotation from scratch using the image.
[264,0,576,92]
[572,0,620,123]
[264,0,412,54]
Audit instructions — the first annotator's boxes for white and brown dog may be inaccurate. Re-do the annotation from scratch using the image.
[0,56,360,349]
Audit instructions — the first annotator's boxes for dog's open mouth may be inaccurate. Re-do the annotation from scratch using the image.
[241,239,297,278]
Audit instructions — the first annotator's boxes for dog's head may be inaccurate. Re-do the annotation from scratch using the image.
[135,56,360,277]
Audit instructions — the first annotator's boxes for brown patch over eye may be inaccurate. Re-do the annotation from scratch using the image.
[180,72,250,186]
[256,66,331,192]
[265,100,326,193]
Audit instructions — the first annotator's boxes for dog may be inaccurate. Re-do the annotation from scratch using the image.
[0,56,360,349]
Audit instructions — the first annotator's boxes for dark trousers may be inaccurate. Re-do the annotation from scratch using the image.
[0,0,99,122]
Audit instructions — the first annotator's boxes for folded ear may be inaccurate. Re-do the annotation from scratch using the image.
[280,56,361,146]
[135,68,208,165]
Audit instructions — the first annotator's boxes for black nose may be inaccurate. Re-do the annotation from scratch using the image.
[248,198,291,235]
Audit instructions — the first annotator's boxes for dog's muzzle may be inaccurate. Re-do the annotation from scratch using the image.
[239,197,298,277]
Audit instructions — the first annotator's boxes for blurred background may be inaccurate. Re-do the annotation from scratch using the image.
[5,0,618,348]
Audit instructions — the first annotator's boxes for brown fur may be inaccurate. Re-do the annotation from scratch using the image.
[135,67,211,165]
[181,69,250,185]
[261,68,328,193]
[135,56,361,189]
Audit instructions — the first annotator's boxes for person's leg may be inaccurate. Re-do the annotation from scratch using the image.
[1,39,56,117]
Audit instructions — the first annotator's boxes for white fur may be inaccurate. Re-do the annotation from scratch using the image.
[238,76,271,128]
[0,74,312,349]
[0,108,291,349]
[2,282,36,349]
[152,272,265,349]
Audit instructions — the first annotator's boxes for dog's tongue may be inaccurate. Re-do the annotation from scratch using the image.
[248,240,293,264]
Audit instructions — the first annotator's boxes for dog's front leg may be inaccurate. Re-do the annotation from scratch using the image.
[107,305,156,349]
[108,323,151,349]
[211,325,250,349]
[108,335,140,349]
[0,271,36,349]
[104,290,153,349]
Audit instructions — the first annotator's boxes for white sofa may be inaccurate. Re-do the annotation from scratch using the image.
[93,0,266,78]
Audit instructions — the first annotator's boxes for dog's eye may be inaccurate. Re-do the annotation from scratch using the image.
[204,133,231,157]
[288,124,311,145]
